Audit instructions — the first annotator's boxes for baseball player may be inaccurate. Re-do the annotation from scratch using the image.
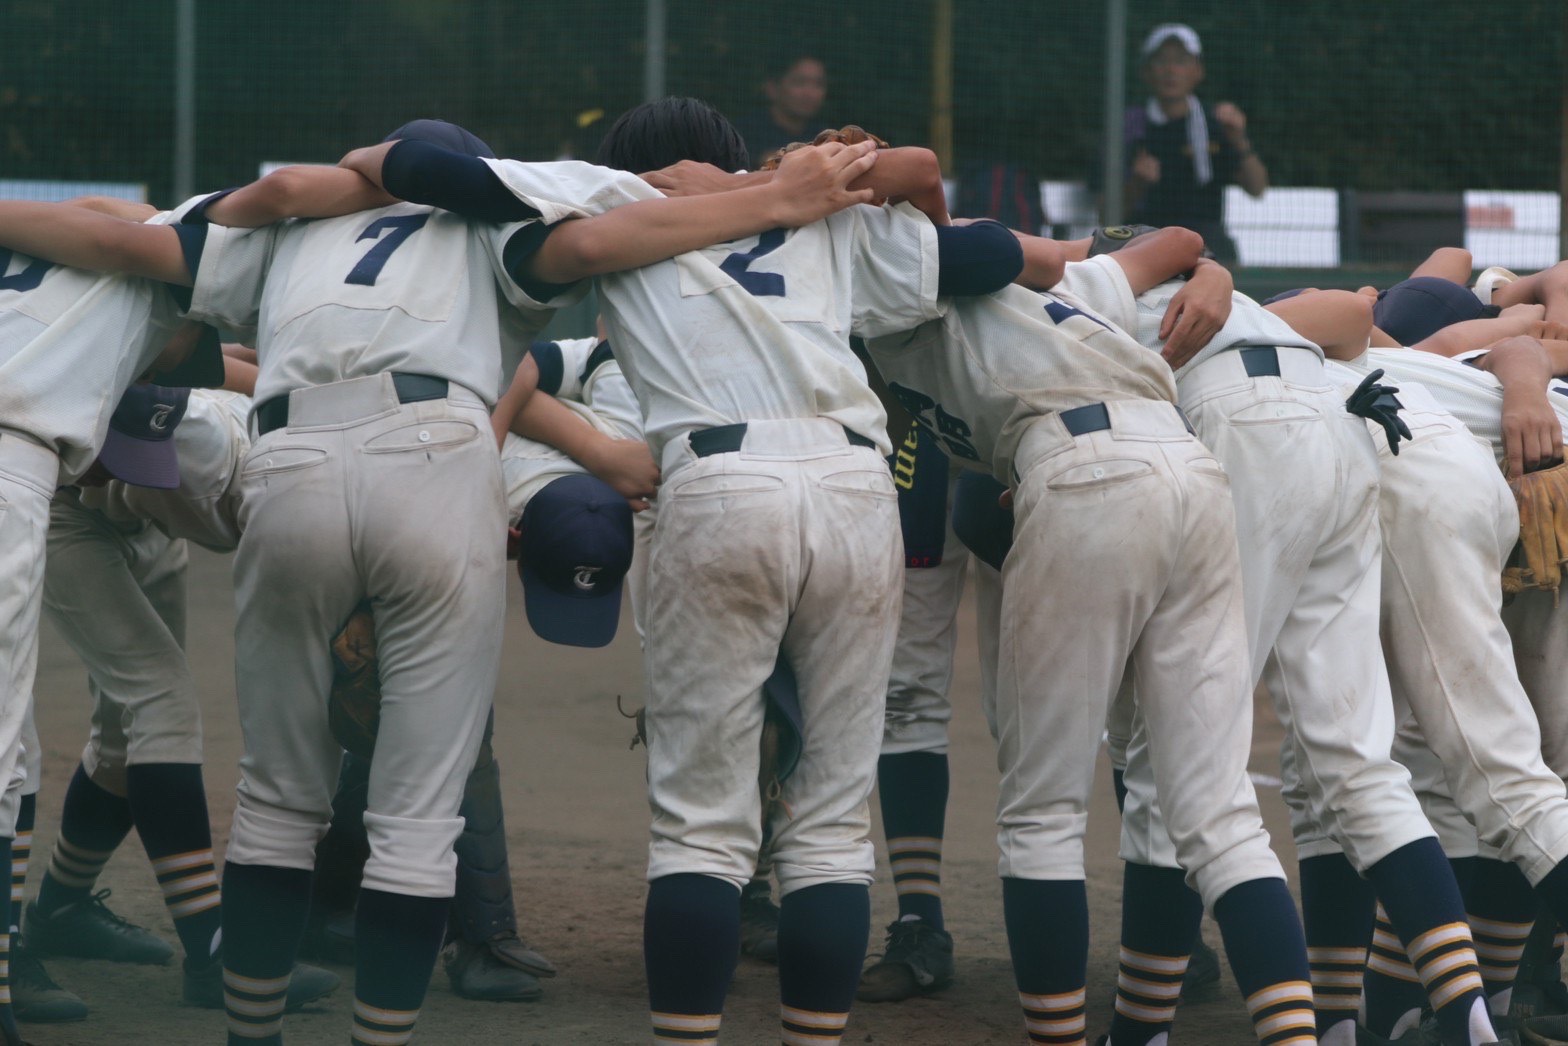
[861,226,1318,1046]
[342,99,1025,1045]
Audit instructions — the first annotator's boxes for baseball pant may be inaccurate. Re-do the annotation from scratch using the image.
[42,494,201,796]
[228,373,504,898]
[643,418,902,895]
[1503,590,1568,781]
[0,432,60,835]
[998,401,1283,909]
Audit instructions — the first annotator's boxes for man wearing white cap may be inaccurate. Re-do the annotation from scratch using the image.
[1122,23,1268,261]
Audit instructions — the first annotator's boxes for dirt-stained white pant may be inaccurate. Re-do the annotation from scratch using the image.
[40,493,201,797]
[998,401,1284,909]
[229,374,504,898]
[644,419,902,895]
[0,432,60,835]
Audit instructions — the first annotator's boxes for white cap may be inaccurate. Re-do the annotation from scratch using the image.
[1141,23,1202,59]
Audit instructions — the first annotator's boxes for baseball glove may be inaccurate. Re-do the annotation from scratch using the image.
[329,601,381,760]
[762,125,889,171]
[1504,460,1568,604]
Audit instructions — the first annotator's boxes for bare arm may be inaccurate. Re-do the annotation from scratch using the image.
[221,353,259,395]
[490,354,541,448]
[65,196,161,222]
[510,392,660,511]
[1101,226,1206,296]
[1158,258,1233,367]
[1010,231,1066,290]
[1475,335,1562,475]
[1265,289,1376,361]
[1494,261,1568,325]
[0,202,190,284]
[202,165,395,228]
[1411,304,1545,357]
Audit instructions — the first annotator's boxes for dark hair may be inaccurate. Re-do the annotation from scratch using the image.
[595,97,749,174]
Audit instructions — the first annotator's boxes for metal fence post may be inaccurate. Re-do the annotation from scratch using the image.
[1101,0,1127,227]
[644,0,667,102]
[174,0,196,203]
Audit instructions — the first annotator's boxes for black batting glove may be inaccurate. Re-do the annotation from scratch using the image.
[1346,367,1412,455]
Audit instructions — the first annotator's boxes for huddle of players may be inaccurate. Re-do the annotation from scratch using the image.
[1,97,1567,1046]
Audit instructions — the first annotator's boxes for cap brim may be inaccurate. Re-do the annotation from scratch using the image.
[96,432,180,489]
[520,559,623,648]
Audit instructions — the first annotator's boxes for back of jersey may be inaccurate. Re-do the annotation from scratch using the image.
[0,248,180,481]
[190,203,550,406]
[482,160,946,460]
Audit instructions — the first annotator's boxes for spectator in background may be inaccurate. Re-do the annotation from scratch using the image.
[1124,23,1267,262]
[734,53,829,168]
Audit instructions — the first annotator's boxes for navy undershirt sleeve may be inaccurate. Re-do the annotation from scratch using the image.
[381,140,539,224]
[934,220,1024,297]
[527,341,565,396]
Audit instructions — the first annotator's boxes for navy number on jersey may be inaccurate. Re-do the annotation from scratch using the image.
[720,228,786,297]
[345,213,431,286]
[0,249,53,293]
[1043,298,1110,331]
[887,381,981,461]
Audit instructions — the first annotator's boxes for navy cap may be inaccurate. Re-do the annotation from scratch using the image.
[517,473,633,648]
[97,384,189,489]
[1374,276,1495,346]
[382,119,496,159]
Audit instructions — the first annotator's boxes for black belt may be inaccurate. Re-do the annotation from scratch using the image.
[1240,346,1282,377]
[1058,402,1195,437]
[688,422,876,458]
[254,373,449,436]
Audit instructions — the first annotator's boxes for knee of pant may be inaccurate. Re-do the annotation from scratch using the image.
[81,745,128,798]
[361,811,464,898]
[122,711,204,766]
[997,820,1087,881]
[771,838,876,896]
[227,802,330,874]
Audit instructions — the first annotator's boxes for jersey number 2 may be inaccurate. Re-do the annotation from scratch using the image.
[344,213,430,286]
[720,228,786,297]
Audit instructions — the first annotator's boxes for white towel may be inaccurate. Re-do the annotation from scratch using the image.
[1145,96,1211,186]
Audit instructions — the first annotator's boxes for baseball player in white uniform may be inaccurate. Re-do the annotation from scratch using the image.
[863,227,1317,1046]
[340,102,1022,1046]
[1055,249,1497,1046]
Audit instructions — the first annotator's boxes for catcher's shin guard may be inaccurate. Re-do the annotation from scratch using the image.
[451,738,519,944]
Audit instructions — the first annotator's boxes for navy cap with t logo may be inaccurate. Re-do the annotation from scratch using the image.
[97,383,190,489]
[517,473,634,648]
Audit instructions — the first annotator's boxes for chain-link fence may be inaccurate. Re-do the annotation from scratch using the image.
[2,0,1561,303]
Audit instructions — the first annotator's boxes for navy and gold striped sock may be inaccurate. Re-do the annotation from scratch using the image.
[222,862,311,1046]
[352,889,448,1046]
[777,883,869,1046]
[1212,878,1315,1045]
[1366,839,1490,1045]
[1106,863,1202,1045]
[1364,905,1425,1037]
[9,795,33,934]
[128,764,221,962]
[1299,853,1375,1039]
[36,765,131,916]
[1002,877,1088,1045]
[646,874,740,1045]
[1465,858,1534,1013]
[877,752,949,929]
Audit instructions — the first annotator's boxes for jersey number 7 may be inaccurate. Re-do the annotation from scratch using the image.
[345,213,430,286]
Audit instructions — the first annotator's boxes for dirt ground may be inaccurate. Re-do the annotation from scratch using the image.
[22,547,1298,1044]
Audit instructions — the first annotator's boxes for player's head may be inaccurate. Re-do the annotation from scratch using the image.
[764,53,827,123]
[92,383,190,489]
[596,97,749,174]
[1373,276,1498,346]
[382,118,495,159]
[1140,23,1204,101]
[516,473,635,648]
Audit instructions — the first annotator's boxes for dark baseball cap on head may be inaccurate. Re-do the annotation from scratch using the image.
[382,119,496,159]
[1374,276,1496,346]
[97,384,189,489]
[517,473,633,648]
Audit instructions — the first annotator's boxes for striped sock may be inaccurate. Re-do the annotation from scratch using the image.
[651,1011,720,1045]
[781,1004,848,1046]
[1212,878,1315,1045]
[1364,905,1425,1037]
[1299,853,1375,1038]
[223,969,289,1043]
[10,794,33,933]
[776,884,868,1046]
[352,889,447,1046]
[1465,859,1534,1013]
[877,752,949,929]
[128,763,222,962]
[1367,840,1489,1045]
[1107,863,1203,1045]
[36,764,132,916]
[646,874,740,1045]
[1002,877,1088,1045]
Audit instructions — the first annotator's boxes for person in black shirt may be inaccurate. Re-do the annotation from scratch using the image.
[733,53,829,169]
[1124,23,1267,262]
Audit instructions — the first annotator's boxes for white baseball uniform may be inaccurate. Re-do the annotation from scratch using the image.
[1056,258,1436,873]
[186,202,562,898]
[865,281,1286,909]
[482,158,942,894]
